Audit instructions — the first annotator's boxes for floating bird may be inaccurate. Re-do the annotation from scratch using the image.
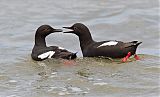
[63,23,142,62]
[31,25,77,61]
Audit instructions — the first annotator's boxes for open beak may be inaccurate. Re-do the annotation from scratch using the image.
[53,29,63,32]
[63,27,74,33]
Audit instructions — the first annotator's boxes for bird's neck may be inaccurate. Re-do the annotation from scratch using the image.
[35,34,46,47]
[79,33,94,50]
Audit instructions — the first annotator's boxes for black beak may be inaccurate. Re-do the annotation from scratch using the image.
[63,27,74,33]
[53,29,63,32]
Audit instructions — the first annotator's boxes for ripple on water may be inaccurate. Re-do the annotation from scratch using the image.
[46,86,89,96]
[0,0,159,96]
[93,82,108,86]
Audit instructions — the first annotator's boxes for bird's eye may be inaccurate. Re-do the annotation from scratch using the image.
[46,28,50,31]
[74,27,77,30]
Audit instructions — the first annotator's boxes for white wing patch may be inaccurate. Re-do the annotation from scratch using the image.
[38,51,55,59]
[97,41,118,48]
[58,47,65,50]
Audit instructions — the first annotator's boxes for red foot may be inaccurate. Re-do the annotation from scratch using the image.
[126,52,131,58]
[122,57,127,62]
[63,60,76,66]
[134,54,140,60]
[122,52,131,62]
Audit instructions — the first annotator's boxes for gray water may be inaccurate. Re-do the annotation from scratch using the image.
[0,0,160,97]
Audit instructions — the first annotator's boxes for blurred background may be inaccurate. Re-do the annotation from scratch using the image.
[0,0,159,97]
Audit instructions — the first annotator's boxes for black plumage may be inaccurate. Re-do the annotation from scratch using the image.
[31,25,77,61]
[63,23,142,58]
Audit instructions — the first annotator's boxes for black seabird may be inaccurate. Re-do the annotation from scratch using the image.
[31,25,77,61]
[63,23,142,62]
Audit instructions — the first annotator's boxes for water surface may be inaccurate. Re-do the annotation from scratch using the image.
[0,0,159,97]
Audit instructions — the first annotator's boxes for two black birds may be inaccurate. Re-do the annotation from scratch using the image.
[31,23,142,62]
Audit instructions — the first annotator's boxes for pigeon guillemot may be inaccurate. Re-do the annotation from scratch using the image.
[31,25,77,61]
[63,23,142,62]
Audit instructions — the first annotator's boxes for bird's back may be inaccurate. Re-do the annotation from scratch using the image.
[82,41,142,58]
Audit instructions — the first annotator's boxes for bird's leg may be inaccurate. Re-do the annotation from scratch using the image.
[122,52,131,62]
[134,54,140,60]
[62,59,76,66]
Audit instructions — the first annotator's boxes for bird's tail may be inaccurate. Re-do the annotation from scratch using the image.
[68,52,77,59]
[132,41,142,47]
[124,41,142,48]
[136,42,142,46]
